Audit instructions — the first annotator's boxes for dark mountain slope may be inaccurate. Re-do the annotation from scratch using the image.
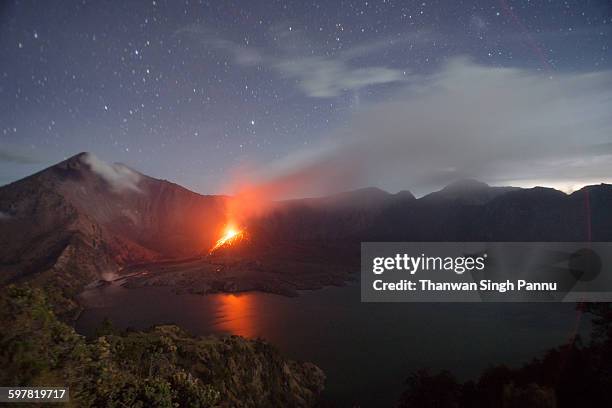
[2,153,611,299]
[253,183,609,244]
[0,153,227,292]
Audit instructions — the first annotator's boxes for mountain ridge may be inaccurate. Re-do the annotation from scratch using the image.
[0,153,227,295]
[2,152,611,301]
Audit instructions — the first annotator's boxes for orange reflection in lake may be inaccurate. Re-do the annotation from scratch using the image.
[215,293,256,338]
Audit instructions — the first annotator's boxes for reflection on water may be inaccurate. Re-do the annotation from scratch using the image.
[214,294,256,338]
[76,283,590,407]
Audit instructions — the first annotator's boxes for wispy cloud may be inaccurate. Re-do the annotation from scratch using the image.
[175,24,417,97]
[233,57,612,197]
[0,148,41,164]
[273,56,405,97]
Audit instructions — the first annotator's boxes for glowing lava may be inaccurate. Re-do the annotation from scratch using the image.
[209,225,244,253]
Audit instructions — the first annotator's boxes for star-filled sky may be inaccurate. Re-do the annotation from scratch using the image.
[1,0,611,196]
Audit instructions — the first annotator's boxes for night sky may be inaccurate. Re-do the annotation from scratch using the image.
[1,0,611,196]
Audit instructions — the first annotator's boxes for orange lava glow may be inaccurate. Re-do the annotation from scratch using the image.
[209,224,245,253]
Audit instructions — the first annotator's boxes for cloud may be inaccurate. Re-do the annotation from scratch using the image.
[338,31,428,60]
[233,57,612,197]
[176,24,410,98]
[274,56,405,97]
[0,148,41,164]
[81,153,142,192]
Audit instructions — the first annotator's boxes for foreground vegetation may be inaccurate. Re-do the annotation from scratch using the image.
[0,285,324,407]
[398,303,612,407]
[2,279,610,407]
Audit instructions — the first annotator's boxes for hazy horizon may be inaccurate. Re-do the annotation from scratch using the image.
[2,150,610,200]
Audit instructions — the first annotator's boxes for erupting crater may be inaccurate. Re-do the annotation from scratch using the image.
[209,224,246,254]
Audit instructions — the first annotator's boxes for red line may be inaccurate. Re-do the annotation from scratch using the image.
[498,0,553,72]
[585,189,592,242]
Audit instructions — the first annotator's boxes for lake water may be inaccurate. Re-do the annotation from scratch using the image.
[75,283,589,407]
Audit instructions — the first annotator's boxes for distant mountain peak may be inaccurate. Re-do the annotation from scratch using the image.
[67,151,90,160]
[59,152,143,192]
[574,183,612,193]
[394,190,416,200]
[423,179,519,205]
[56,151,97,168]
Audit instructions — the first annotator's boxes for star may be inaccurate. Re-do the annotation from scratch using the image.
[0,0,608,195]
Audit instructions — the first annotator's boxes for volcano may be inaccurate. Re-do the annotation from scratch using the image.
[0,153,227,293]
[2,153,612,302]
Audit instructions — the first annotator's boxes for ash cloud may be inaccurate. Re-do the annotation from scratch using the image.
[81,153,142,192]
[236,58,612,197]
